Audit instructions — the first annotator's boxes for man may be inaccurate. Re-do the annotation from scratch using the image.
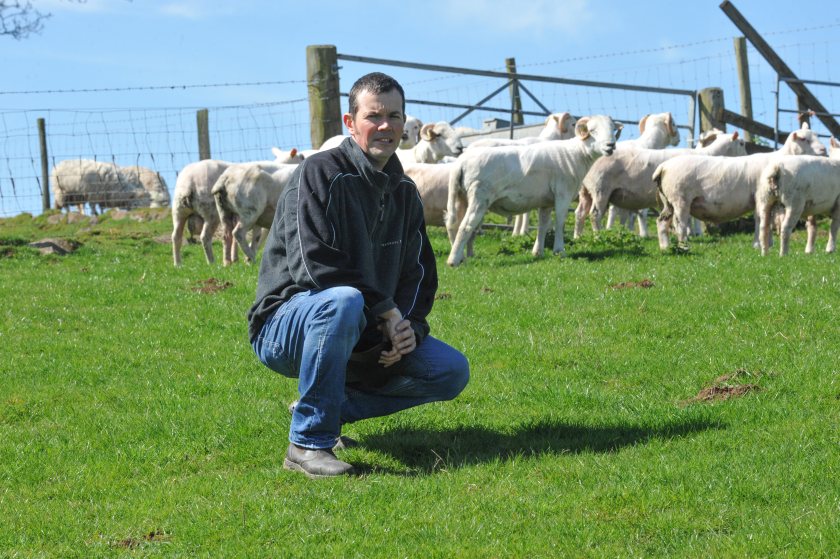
[248,72,469,479]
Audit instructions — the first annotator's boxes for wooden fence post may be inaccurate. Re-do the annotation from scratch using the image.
[37,118,50,212]
[307,45,343,149]
[196,109,211,160]
[698,87,726,134]
[505,57,523,127]
[733,37,753,142]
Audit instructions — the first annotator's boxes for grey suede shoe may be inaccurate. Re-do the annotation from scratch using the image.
[283,444,355,479]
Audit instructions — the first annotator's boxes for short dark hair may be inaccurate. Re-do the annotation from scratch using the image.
[348,72,405,117]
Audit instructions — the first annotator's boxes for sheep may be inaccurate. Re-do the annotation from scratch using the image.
[301,115,424,158]
[170,147,302,267]
[601,112,681,232]
[465,112,576,149]
[51,159,150,215]
[396,121,464,165]
[122,166,170,208]
[212,163,298,265]
[445,115,622,267]
[830,137,840,159]
[756,156,840,255]
[574,129,746,239]
[653,124,827,250]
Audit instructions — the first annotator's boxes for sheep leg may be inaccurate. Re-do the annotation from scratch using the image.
[827,204,840,253]
[605,204,619,229]
[512,212,528,236]
[805,215,818,254]
[200,214,219,265]
[590,192,611,233]
[671,201,692,249]
[637,208,650,238]
[447,198,488,267]
[573,187,591,239]
[532,207,552,257]
[779,203,804,256]
[755,198,774,256]
[233,221,257,264]
[551,192,574,255]
[171,209,190,267]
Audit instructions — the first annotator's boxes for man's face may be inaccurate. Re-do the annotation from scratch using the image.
[343,88,405,170]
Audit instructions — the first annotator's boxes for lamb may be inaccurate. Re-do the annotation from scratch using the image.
[653,124,827,250]
[302,115,423,157]
[122,166,170,208]
[212,163,299,265]
[574,129,746,239]
[51,159,150,215]
[830,137,840,159]
[756,156,840,255]
[445,115,622,267]
[396,121,464,165]
[170,147,303,266]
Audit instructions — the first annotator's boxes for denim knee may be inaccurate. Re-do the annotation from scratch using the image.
[442,351,470,400]
[316,286,366,336]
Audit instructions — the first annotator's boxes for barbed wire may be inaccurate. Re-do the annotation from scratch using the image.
[0,80,307,96]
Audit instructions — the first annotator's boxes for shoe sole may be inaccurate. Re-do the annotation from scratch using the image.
[283,458,354,479]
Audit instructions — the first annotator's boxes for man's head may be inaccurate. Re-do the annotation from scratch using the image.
[343,72,406,170]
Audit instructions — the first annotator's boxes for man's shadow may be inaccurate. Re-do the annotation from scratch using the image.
[357,417,722,476]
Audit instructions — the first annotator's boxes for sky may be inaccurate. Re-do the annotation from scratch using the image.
[1,0,840,216]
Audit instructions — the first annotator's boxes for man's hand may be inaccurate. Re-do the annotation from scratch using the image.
[377,308,417,367]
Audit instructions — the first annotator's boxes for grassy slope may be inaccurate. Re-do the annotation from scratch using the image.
[1,211,838,557]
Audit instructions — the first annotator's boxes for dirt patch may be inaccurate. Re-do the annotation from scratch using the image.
[481,286,494,293]
[114,529,170,549]
[154,234,172,244]
[435,292,452,300]
[192,278,232,294]
[611,279,655,289]
[682,369,762,405]
[28,238,81,255]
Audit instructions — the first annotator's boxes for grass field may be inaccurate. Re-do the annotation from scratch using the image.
[1,209,838,557]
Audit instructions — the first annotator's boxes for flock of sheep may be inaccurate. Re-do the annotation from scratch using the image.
[48,108,840,266]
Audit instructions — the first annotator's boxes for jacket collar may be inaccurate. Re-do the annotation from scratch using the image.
[340,137,405,192]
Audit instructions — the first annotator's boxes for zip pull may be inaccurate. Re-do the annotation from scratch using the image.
[379,194,385,222]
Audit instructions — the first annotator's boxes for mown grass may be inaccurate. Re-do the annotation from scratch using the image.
[1,210,838,557]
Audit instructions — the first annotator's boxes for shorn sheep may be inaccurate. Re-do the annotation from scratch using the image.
[756,155,840,255]
[573,129,747,239]
[653,123,827,250]
[170,147,303,266]
[396,121,464,165]
[122,166,170,208]
[212,163,298,266]
[445,115,622,267]
[51,159,150,215]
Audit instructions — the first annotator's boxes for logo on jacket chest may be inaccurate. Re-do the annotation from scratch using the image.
[381,239,402,248]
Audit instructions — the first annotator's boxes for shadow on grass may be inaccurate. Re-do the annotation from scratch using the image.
[359,417,723,476]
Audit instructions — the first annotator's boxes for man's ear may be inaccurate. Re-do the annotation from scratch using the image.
[342,113,354,132]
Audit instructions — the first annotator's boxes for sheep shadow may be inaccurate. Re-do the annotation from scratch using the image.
[357,416,723,476]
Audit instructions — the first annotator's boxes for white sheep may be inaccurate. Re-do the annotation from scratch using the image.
[653,124,827,250]
[756,156,840,255]
[170,147,302,267]
[574,129,746,239]
[51,159,149,215]
[122,166,170,208]
[465,112,576,149]
[212,163,298,265]
[602,112,681,232]
[445,115,622,267]
[396,121,464,165]
[830,137,840,159]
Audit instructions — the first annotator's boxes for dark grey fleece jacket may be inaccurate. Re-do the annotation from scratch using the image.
[247,138,438,350]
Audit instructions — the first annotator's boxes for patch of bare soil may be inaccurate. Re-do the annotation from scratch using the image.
[192,277,232,294]
[435,292,452,300]
[682,368,762,405]
[28,238,81,255]
[611,279,655,289]
[114,529,170,549]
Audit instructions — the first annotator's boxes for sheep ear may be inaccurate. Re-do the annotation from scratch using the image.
[638,114,650,134]
[831,137,839,148]
[615,122,624,140]
[699,133,716,147]
[732,131,739,140]
[289,148,297,158]
[667,113,676,137]
[271,146,281,158]
[420,123,436,141]
[575,117,591,140]
[559,112,573,134]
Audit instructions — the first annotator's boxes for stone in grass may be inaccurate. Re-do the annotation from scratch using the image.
[28,238,81,255]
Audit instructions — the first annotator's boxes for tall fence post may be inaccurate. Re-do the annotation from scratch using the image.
[698,87,726,134]
[37,118,50,212]
[505,57,523,131]
[733,37,754,142]
[307,45,343,149]
[196,109,211,160]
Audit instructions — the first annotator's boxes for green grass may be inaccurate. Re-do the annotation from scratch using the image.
[1,210,838,557]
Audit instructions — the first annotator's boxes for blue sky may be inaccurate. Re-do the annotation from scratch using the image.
[1,0,839,217]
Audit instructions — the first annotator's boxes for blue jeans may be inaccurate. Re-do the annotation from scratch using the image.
[251,286,469,450]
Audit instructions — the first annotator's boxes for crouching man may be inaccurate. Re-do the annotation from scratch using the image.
[247,72,469,478]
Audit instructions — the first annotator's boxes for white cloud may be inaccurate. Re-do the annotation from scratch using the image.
[444,0,596,37]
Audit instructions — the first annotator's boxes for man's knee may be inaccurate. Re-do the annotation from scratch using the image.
[317,286,366,330]
[441,351,470,400]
